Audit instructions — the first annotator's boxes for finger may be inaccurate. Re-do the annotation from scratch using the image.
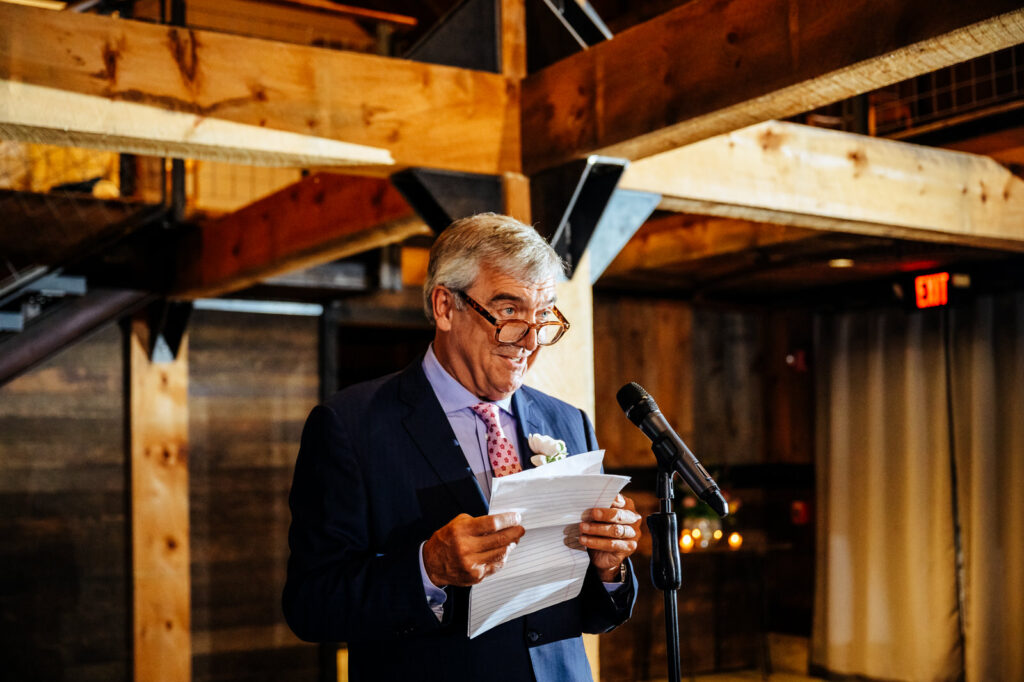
[579,536,637,554]
[587,507,641,525]
[468,524,525,553]
[609,494,625,508]
[580,521,637,539]
[472,541,517,568]
[455,542,518,585]
[466,511,523,535]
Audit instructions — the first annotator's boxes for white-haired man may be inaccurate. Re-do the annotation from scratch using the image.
[284,214,641,681]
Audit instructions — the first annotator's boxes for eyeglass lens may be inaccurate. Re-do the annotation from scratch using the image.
[496,321,564,345]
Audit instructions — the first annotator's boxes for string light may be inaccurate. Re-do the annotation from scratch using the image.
[728,532,743,550]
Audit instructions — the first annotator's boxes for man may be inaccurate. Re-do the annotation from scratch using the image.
[283,213,641,681]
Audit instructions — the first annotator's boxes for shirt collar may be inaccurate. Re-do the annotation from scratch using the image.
[423,344,514,416]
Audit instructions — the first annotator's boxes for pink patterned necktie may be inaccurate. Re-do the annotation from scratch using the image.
[470,402,522,477]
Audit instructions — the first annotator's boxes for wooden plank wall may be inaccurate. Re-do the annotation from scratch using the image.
[690,307,765,466]
[593,294,694,469]
[187,309,320,681]
[0,292,813,681]
[595,297,813,468]
[0,324,129,681]
[592,295,815,680]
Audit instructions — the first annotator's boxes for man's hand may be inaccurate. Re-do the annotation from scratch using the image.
[580,494,642,582]
[423,512,525,587]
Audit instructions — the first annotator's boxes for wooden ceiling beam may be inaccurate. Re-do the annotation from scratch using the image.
[944,125,1024,168]
[0,3,517,174]
[619,120,1024,251]
[131,0,380,53]
[1,79,394,168]
[175,173,431,299]
[522,0,1024,173]
[603,213,817,277]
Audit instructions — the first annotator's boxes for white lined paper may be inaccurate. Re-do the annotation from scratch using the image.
[467,450,630,638]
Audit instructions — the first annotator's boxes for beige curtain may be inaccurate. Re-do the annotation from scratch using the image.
[812,292,1024,681]
[950,293,1024,681]
[812,307,961,680]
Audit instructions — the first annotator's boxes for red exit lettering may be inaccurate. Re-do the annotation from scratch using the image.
[915,272,950,308]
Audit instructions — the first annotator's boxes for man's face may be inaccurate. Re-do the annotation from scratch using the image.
[433,266,557,401]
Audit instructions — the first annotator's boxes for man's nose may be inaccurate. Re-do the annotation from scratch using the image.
[517,326,539,351]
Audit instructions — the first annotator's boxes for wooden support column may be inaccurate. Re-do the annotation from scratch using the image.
[503,172,532,224]
[500,0,529,224]
[525,255,596,423]
[128,317,191,682]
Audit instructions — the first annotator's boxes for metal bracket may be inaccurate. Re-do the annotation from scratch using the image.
[391,168,503,234]
[587,189,661,283]
[403,0,500,72]
[529,156,627,278]
[146,299,192,363]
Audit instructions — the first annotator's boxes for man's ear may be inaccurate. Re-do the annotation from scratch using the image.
[432,286,455,331]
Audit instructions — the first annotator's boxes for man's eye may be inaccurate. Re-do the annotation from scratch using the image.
[500,307,516,316]
[537,309,553,321]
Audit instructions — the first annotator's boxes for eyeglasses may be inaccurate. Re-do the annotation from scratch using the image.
[454,290,570,346]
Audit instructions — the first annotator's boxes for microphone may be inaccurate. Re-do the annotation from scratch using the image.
[616,382,729,517]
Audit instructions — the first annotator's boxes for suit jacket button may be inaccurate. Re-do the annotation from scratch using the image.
[527,630,540,643]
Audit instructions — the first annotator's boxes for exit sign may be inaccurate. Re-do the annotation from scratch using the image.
[915,272,950,308]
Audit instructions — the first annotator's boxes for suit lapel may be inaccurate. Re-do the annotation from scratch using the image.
[513,388,550,471]
[399,361,488,517]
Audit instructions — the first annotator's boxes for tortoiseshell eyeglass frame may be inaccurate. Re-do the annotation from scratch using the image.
[453,290,570,346]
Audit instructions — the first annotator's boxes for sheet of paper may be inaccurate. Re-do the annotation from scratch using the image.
[467,450,630,638]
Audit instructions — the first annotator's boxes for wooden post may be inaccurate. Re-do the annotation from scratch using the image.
[128,317,191,682]
[526,253,601,679]
[526,254,596,419]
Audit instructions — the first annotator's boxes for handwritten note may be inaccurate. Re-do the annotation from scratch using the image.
[467,450,630,638]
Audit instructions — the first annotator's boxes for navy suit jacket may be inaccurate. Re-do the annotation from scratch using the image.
[283,358,637,681]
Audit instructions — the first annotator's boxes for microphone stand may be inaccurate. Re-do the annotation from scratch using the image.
[647,464,683,682]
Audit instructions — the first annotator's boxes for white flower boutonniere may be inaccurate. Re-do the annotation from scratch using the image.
[528,433,569,467]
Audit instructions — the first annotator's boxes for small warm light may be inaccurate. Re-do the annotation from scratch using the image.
[728,532,743,550]
[691,528,702,539]
[713,529,723,540]
[829,258,855,268]
[680,532,694,552]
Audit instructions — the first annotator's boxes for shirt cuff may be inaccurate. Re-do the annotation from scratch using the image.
[419,541,447,621]
[602,562,628,592]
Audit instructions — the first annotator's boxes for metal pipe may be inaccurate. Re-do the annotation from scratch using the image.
[0,288,151,386]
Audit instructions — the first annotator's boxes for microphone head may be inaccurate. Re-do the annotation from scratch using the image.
[616,382,659,426]
[700,488,730,518]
